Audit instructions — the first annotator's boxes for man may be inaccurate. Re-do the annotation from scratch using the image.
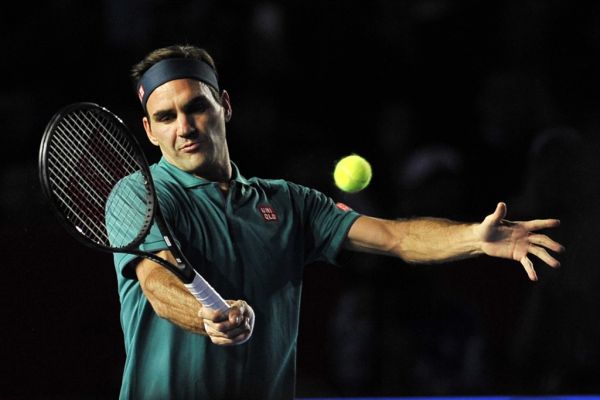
[112,44,564,399]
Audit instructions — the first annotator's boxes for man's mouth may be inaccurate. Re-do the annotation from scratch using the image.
[179,141,203,152]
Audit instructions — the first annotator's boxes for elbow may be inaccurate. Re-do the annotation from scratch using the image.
[387,235,407,260]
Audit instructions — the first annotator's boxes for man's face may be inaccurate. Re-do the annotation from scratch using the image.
[143,79,231,177]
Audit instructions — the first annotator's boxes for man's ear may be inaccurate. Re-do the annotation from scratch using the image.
[221,90,232,122]
[143,116,160,146]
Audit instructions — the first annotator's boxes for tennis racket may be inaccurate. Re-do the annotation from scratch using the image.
[38,102,229,313]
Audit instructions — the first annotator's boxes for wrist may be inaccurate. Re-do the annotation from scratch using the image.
[470,222,486,256]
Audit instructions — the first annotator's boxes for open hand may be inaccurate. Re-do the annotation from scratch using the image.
[475,202,565,281]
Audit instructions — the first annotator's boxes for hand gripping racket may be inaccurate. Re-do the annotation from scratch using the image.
[38,102,229,313]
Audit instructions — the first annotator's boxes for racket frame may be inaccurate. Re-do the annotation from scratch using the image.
[38,102,228,311]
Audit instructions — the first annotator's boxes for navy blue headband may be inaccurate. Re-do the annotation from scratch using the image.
[136,58,220,111]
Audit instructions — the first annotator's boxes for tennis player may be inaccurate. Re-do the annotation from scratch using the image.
[113,44,564,400]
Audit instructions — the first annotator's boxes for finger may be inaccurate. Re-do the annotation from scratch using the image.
[208,313,254,345]
[199,306,229,323]
[520,256,538,281]
[224,323,252,340]
[203,322,227,338]
[528,244,561,268]
[205,320,251,341]
[521,219,561,232]
[229,330,252,344]
[228,302,247,326]
[206,317,238,334]
[529,234,565,253]
[209,330,251,346]
[207,308,251,333]
[208,335,237,346]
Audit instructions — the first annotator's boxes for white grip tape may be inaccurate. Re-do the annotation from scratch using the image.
[184,271,229,313]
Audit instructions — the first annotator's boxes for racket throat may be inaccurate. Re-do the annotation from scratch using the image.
[161,235,183,263]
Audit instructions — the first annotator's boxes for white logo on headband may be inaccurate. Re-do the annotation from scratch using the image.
[137,85,145,102]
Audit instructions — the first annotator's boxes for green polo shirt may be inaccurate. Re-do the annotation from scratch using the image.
[109,157,360,400]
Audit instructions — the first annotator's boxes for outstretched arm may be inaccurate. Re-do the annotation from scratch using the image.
[344,202,564,281]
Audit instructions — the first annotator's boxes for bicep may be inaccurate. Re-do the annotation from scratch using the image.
[344,216,400,256]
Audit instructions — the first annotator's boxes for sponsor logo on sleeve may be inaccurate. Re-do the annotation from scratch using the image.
[336,202,352,212]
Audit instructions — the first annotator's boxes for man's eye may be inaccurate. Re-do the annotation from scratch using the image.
[189,100,210,114]
[157,113,175,122]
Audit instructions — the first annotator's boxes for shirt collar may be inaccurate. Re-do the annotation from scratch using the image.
[157,157,250,188]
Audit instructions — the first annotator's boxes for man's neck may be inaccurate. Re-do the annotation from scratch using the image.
[194,161,232,191]
[217,181,230,193]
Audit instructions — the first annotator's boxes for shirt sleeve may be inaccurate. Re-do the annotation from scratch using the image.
[105,174,169,280]
[287,182,361,265]
[111,224,169,280]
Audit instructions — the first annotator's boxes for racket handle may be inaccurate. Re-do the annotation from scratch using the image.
[184,271,230,313]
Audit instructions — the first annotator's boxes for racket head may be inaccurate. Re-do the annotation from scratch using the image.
[39,102,156,253]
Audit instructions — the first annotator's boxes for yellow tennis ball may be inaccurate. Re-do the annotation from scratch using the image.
[333,154,372,193]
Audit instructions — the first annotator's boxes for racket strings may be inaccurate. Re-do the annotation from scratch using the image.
[46,108,153,248]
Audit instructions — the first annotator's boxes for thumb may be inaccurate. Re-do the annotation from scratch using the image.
[489,202,507,223]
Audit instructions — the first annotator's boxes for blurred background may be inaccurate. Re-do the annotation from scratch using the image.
[3,0,600,398]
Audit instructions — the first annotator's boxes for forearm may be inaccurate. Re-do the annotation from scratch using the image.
[137,259,207,335]
[391,218,483,263]
[346,216,484,264]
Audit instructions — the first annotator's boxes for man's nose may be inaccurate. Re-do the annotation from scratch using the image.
[177,114,197,137]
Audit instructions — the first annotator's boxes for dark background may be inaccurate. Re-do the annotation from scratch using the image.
[3,1,600,398]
